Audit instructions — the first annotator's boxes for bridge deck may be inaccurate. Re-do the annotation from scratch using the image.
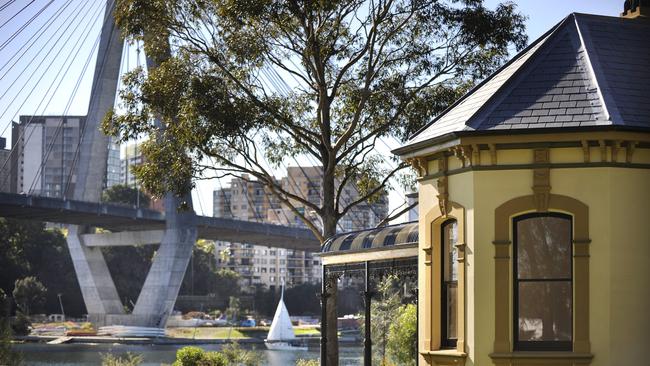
[0,192,320,251]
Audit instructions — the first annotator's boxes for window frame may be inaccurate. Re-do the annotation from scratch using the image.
[512,212,573,352]
[441,219,458,349]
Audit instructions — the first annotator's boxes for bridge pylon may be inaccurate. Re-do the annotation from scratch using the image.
[66,0,196,328]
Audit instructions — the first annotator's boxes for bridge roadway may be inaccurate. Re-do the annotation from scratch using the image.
[0,192,320,251]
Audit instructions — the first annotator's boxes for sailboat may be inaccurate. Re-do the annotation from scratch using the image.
[264,284,307,351]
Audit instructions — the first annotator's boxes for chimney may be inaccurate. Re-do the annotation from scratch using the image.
[621,0,647,18]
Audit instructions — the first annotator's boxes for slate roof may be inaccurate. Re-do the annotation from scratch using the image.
[395,13,650,155]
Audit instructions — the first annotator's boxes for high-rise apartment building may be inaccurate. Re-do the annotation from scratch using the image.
[120,142,144,187]
[10,116,121,198]
[0,137,12,193]
[212,167,389,290]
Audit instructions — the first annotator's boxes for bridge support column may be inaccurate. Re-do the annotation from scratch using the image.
[67,225,125,323]
[132,194,197,327]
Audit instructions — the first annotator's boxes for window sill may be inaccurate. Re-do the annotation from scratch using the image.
[489,351,593,364]
[420,350,466,365]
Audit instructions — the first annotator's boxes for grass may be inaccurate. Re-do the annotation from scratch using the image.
[166,326,321,339]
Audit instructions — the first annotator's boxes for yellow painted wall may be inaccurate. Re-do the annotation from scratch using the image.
[417,152,650,365]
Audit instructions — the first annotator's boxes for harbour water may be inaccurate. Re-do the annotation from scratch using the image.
[15,343,363,365]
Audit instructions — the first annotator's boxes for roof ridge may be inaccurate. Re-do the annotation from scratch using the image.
[573,14,623,124]
[406,14,574,142]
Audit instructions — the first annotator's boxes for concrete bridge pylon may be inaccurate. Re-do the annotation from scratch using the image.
[66,0,196,328]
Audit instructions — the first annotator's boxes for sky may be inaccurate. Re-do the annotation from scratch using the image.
[0,0,625,220]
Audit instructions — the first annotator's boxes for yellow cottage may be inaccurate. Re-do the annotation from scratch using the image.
[393,9,650,366]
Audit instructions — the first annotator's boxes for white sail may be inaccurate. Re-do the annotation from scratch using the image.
[266,286,295,341]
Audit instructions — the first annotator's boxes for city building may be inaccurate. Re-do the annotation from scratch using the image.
[120,142,144,187]
[213,168,389,290]
[0,137,12,193]
[10,116,121,198]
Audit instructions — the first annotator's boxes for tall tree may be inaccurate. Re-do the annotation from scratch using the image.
[105,0,527,242]
[102,184,151,207]
[12,277,46,316]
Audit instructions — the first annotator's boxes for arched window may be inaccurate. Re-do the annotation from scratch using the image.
[441,219,458,348]
[513,213,572,351]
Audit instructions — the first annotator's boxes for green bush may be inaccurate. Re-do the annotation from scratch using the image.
[296,359,319,366]
[11,312,30,336]
[172,346,228,366]
[101,353,143,366]
[387,303,417,366]
[0,317,22,366]
[200,352,227,366]
[173,347,204,366]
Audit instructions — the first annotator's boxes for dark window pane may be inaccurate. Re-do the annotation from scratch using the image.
[442,220,458,346]
[517,216,571,279]
[443,221,458,282]
[518,281,572,342]
[445,283,457,339]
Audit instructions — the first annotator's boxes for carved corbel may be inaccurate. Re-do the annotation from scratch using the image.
[532,148,551,212]
[611,140,621,163]
[437,157,449,216]
[451,146,466,167]
[626,141,638,163]
[598,140,607,162]
[488,144,497,165]
[437,176,449,216]
[407,157,427,177]
[581,140,590,163]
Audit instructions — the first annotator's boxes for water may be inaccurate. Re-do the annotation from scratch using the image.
[14,343,363,365]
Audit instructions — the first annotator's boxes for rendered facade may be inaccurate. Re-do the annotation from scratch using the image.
[394,11,649,366]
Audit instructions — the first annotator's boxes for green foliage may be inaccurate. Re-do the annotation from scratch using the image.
[102,184,151,207]
[370,276,402,365]
[100,353,144,366]
[173,346,205,366]
[12,277,46,316]
[108,0,528,240]
[102,245,157,311]
[296,359,319,366]
[224,297,240,323]
[11,312,30,337]
[0,309,22,366]
[387,303,417,366]
[0,218,85,317]
[220,342,261,366]
[171,346,228,366]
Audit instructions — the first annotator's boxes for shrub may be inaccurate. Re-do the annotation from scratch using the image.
[0,317,22,366]
[200,352,227,366]
[173,347,205,366]
[11,312,30,336]
[101,353,143,366]
[296,360,319,366]
[387,303,417,366]
[172,346,228,366]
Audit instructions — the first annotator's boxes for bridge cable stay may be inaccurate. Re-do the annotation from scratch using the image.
[0,0,76,83]
[0,0,102,190]
[0,0,54,52]
[26,1,110,195]
[0,1,17,13]
[0,0,93,138]
[0,0,35,30]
